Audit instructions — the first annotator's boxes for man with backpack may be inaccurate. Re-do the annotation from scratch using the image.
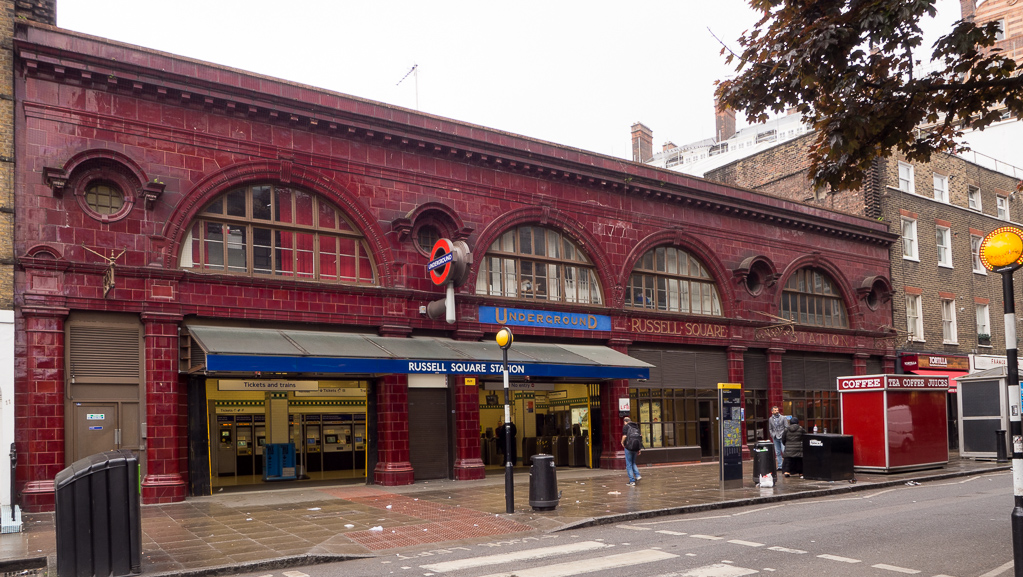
[621,417,643,486]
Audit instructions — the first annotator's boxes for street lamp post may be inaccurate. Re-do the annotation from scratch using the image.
[979,227,1023,577]
[496,327,514,514]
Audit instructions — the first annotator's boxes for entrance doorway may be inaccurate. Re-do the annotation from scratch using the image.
[698,400,718,458]
[408,388,450,480]
[69,402,141,462]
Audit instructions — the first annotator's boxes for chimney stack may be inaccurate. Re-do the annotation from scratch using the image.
[631,122,653,163]
[714,97,736,143]
[960,0,976,21]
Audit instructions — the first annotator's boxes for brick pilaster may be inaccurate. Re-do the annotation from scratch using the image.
[373,374,413,485]
[599,379,629,470]
[18,306,67,512]
[453,375,485,480]
[141,312,187,504]
[853,352,870,376]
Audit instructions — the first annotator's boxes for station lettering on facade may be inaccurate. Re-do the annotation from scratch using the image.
[407,360,526,375]
[630,318,728,338]
[479,306,611,331]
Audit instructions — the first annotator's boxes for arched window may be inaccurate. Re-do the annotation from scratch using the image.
[625,246,722,316]
[181,184,376,284]
[475,225,602,304]
[781,268,848,327]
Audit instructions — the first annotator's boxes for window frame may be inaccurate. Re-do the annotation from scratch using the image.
[936,225,953,268]
[181,183,378,285]
[624,246,723,316]
[941,298,958,345]
[976,303,991,339]
[902,217,919,261]
[972,235,987,274]
[474,225,603,305]
[998,195,1010,220]
[968,186,982,211]
[906,293,924,342]
[933,173,949,203]
[898,161,915,193]
[779,268,849,328]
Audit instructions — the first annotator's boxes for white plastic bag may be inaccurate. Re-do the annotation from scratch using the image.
[759,473,774,488]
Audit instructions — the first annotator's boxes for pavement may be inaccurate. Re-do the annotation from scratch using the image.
[0,452,1008,577]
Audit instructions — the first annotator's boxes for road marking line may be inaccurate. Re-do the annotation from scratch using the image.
[283,572,309,577]
[767,546,807,554]
[871,563,920,574]
[727,540,764,547]
[651,563,759,576]
[656,530,687,536]
[691,534,724,540]
[619,525,652,530]
[476,549,678,577]
[421,540,610,572]
[818,554,861,563]
[980,560,1015,577]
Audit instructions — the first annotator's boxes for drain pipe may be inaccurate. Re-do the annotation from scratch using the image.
[9,442,15,523]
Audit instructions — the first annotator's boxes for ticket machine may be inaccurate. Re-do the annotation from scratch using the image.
[305,414,322,473]
[290,416,305,476]
[323,415,352,471]
[235,415,254,476]
[215,415,236,476]
[253,415,266,476]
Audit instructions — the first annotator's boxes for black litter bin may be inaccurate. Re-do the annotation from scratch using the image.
[751,441,777,484]
[802,434,855,481]
[55,449,142,577]
[528,454,560,511]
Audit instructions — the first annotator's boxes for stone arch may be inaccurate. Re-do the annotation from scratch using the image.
[619,229,735,315]
[469,206,614,306]
[161,160,396,287]
[777,254,861,328]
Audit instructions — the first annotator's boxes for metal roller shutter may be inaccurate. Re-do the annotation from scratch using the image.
[408,388,450,480]
[743,350,768,390]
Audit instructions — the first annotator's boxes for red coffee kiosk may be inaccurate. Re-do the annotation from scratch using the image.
[838,374,949,472]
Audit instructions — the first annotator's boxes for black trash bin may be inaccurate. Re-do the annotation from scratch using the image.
[55,449,142,577]
[751,441,777,484]
[529,454,560,511]
[802,434,855,481]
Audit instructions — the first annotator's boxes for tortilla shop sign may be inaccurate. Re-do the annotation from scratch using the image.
[479,306,611,331]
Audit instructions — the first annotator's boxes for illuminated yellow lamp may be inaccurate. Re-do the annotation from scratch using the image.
[495,327,514,350]
[980,227,1023,271]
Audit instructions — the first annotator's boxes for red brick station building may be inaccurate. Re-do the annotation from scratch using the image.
[11,22,898,510]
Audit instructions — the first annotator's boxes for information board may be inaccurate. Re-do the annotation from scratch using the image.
[718,383,743,488]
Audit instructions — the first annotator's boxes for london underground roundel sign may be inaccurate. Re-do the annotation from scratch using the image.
[428,239,456,285]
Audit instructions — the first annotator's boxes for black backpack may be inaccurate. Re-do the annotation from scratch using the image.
[624,423,643,451]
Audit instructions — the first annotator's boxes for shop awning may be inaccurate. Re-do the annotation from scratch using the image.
[909,369,968,393]
[186,326,651,380]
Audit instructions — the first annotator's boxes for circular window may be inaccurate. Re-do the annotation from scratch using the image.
[416,225,441,255]
[85,183,125,215]
[745,269,764,296]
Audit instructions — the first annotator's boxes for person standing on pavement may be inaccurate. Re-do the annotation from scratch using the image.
[621,417,643,486]
[782,416,806,478]
[768,406,789,471]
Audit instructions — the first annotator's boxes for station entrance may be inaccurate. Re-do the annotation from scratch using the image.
[205,379,368,489]
[478,381,599,469]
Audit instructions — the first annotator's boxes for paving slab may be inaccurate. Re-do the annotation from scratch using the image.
[0,452,1006,576]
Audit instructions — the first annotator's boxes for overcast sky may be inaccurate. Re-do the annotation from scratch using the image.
[56,0,963,160]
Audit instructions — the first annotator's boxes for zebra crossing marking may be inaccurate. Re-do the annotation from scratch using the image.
[819,554,861,563]
[767,546,807,554]
[727,540,764,547]
[871,564,921,574]
[691,534,725,540]
[421,541,611,573]
[657,530,687,536]
[476,549,678,577]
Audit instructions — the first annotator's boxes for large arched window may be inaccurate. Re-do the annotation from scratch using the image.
[475,225,602,304]
[781,268,848,327]
[181,184,376,284]
[625,246,722,316]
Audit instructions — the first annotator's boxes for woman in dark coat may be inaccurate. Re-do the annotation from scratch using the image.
[782,417,806,478]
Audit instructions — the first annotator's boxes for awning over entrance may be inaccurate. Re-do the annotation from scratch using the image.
[909,369,968,393]
[187,326,651,380]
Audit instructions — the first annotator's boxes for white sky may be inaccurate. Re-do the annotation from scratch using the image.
[56,0,963,160]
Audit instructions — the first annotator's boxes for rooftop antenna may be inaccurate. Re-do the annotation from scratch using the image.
[397,64,418,110]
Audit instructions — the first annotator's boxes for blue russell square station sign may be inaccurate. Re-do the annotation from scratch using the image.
[478,306,612,331]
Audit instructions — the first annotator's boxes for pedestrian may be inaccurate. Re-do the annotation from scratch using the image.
[621,416,643,486]
[496,419,517,467]
[768,405,789,470]
[782,416,806,478]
